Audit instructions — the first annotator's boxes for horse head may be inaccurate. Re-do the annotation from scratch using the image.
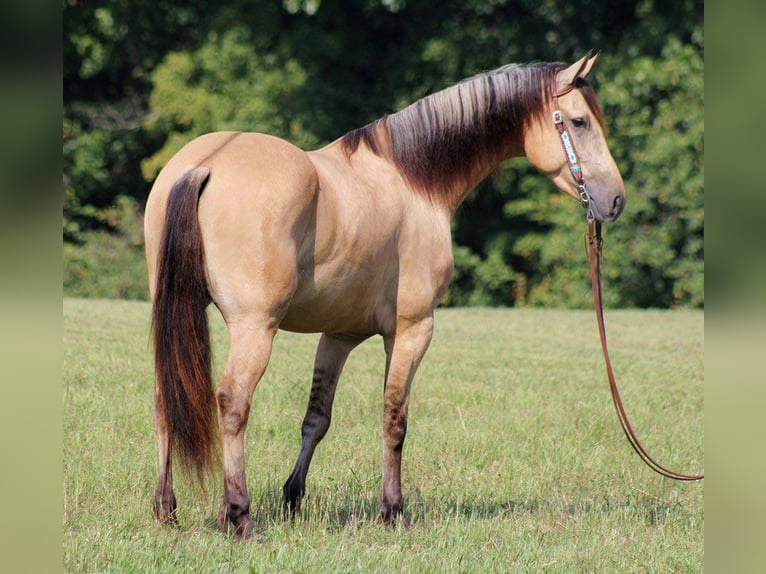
[524,52,626,222]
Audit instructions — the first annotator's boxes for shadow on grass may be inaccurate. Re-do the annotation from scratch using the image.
[193,482,690,538]
[201,485,545,533]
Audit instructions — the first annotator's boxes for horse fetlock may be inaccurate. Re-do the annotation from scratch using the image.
[153,491,178,525]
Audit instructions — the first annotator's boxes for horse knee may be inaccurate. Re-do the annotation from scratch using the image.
[302,412,331,442]
[216,388,250,435]
[383,408,408,451]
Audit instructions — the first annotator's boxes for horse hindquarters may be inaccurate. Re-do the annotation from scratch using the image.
[146,132,320,537]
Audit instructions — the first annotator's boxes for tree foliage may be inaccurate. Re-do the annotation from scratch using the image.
[142,27,317,180]
[63,0,703,307]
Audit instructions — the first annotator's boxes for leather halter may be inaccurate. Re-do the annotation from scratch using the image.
[552,72,703,481]
[551,79,594,221]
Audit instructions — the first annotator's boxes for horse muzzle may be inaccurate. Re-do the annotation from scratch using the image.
[591,191,625,222]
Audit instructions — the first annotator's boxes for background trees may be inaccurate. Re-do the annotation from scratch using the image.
[63,0,703,307]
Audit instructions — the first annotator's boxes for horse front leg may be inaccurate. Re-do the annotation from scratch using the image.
[380,316,434,525]
[152,383,176,524]
[215,322,276,540]
[283,333,364,513]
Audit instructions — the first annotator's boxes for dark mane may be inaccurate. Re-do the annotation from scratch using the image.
[341,63,606,205]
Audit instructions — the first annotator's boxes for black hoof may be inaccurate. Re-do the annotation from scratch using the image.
[282,477,305,515]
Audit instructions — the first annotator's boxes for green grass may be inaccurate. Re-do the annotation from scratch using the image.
[64,299,703,572]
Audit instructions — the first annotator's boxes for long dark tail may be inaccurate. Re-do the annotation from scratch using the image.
[152,166,216,483]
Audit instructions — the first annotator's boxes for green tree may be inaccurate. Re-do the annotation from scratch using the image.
[142,27,317,180]
[63,1,211,240]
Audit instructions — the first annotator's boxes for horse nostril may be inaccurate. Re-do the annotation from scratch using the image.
[611,195,624,217]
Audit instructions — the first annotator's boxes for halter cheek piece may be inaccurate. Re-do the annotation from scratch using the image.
[550,75,595,222]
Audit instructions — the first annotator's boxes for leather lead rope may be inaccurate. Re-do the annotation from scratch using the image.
[587,221,704,481]
[551,68,702,480]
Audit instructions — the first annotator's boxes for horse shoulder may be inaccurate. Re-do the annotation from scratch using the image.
[394,202,454,321]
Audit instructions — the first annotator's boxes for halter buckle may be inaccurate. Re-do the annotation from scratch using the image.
[578,184,589,205]
[552,110,564,125]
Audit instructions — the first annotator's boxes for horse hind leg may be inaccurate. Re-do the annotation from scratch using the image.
[215,320,277,540]
[283,333,364,513]
[153,385,177,524]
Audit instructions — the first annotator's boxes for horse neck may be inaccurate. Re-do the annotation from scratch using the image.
[440,137,525,215]
[381,76,547,214]
[341,65,552,215]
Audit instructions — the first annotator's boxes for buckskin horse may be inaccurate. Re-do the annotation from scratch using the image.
[144,51,625,539]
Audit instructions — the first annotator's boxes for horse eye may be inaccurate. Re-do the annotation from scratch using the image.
[571,117,587,129]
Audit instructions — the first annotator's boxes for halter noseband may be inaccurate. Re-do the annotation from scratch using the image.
[551,73,595,222]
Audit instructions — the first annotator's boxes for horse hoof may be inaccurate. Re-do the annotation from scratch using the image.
[153,493,178,525]
[217,505,255,540]
[233,514,255,540]
[281,500,300,522]
[282,477,305,514]
[379,507,409,528]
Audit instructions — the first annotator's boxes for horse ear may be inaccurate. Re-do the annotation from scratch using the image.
[556,50,600,91]
[578,51,600,80]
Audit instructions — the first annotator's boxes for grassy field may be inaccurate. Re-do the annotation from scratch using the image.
[64,299,703,572]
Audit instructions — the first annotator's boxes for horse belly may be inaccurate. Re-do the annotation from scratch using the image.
[280,252,398,336]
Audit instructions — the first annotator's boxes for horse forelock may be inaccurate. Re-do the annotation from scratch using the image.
[341,63,560,204]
